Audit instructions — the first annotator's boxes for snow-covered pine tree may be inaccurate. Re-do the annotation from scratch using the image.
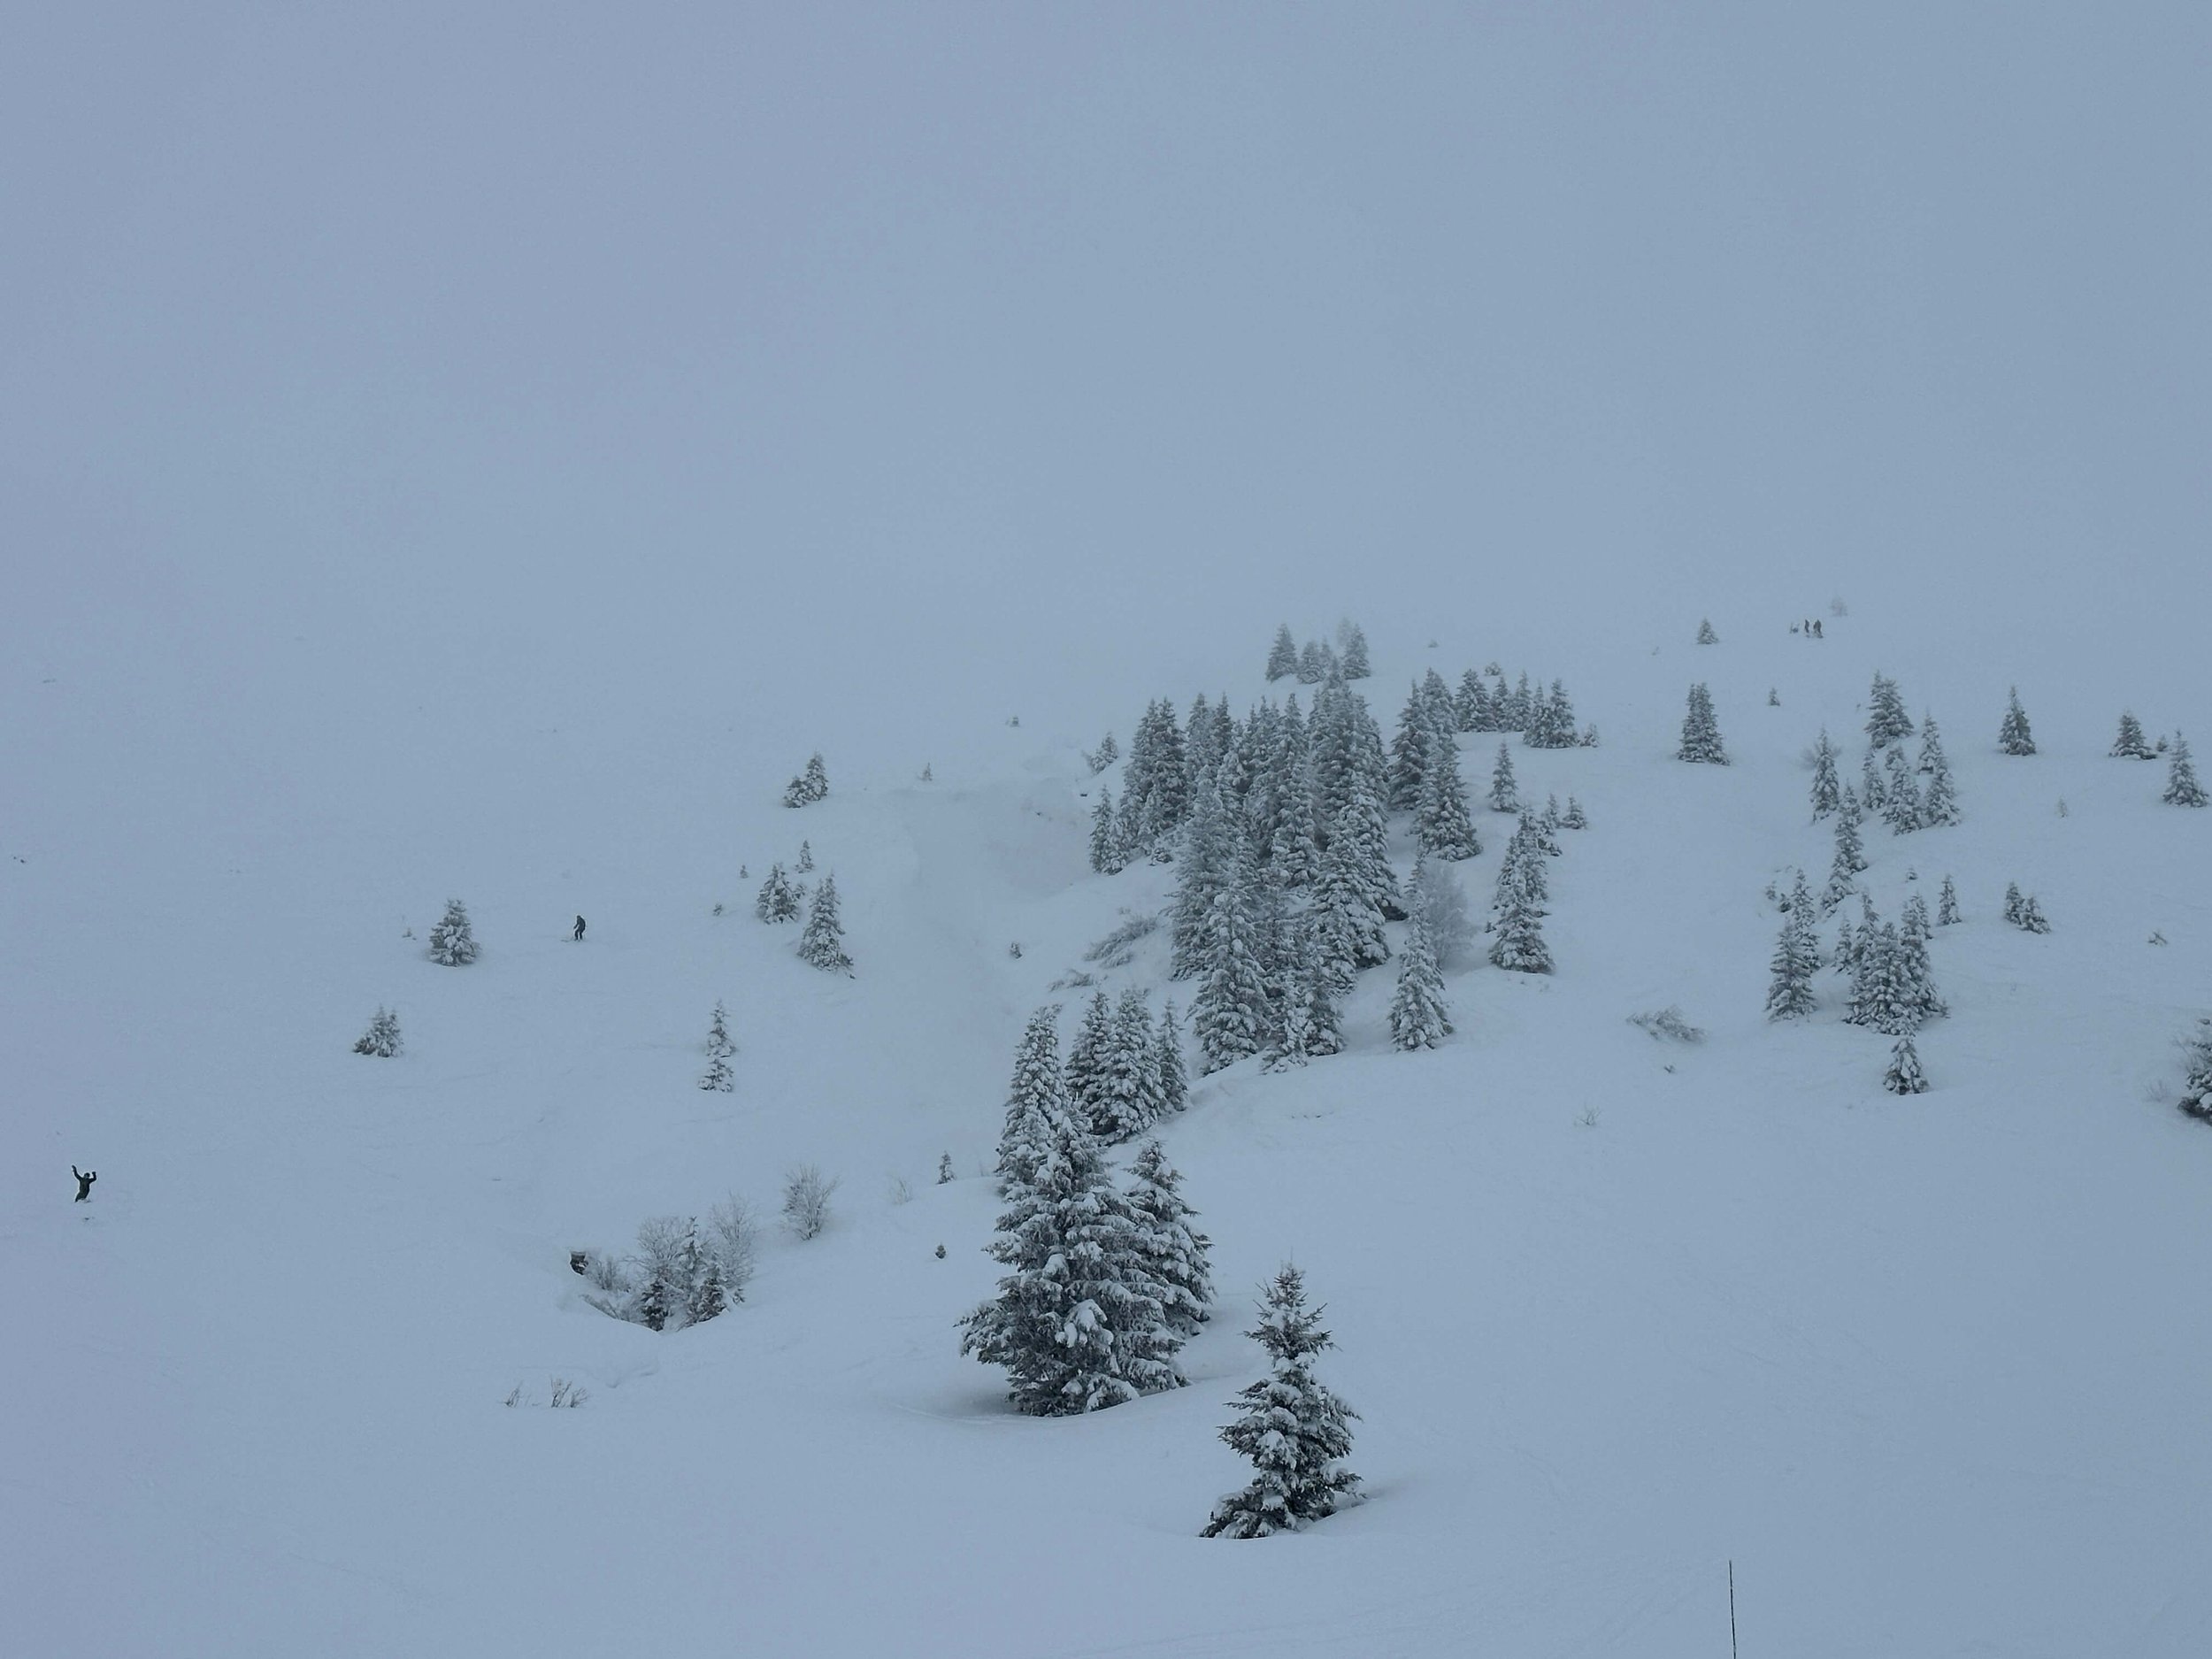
[1087,730,1120,773]
[427,899,478,965]
[1096,989,1163,1141]
[1154,999,1189,1114]
[1894,897,1947,1028]
[1193,874,1274,1074]
[1866,673,1915,747]
[1918,717,1961,826]
[1388,905,1452,1049]
[1809,729,1842,818]
[796,874,854,973]
[1201,1264,1360,1538]
[1090,788,1125,874]
[1508,671,1534,731]
[1885,1034,1929,1095]
[997,1005,1068,1193]
[1860,749,1887,814]
[1938,873,1962,926]
[1132,700,1193,850]
[1455,669,1490,733]
[1487,741,1520,812]
[1822,788,1868,912]
[1676,683,1728,764]
[959,1108,1185,1416]
[1386,683,1432,813]
[1310,803,1390,983]
[1768,687,1780,707]
[1266,729,1321,890]
[1527,679,1579,749]
[1295,639,1331,684]
[1266,625,1299,682]
[795,839,815,873]
[1696,617,1718,644]
[755,863,803,923]
[1489,837,1554,974]
[1271,941,1345,1067]
[1998,687,2036,757]
[1562,795,1588,830]
[1765,874,1818,1020]
[1415,722,1480,860]
[1882,744,1922,833]
[699,1000,736,1092]
[2018,895,2051,933]
[1124,1140,1214,1337]
[1337,620,1371,680]
[2164,731,2208,806]
[352,1006,402,1056]
[2178,1017,2212,1121]
[2002,882,2024,926]
[1171,778,1240,979]
[2111,710,2154,760]
[1064,991,1117,1137]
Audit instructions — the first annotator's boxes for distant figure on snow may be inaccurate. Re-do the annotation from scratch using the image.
[572,915,587,942]
[73,1165,96,1202]
[1812,618,1823,638]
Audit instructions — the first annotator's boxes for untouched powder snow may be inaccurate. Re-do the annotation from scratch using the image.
[4,593,2208,1658]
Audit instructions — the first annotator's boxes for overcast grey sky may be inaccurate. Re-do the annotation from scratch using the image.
[7,3,2207,715]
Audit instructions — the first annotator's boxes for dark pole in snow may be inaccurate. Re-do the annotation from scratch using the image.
[1728,1560,1739,1659]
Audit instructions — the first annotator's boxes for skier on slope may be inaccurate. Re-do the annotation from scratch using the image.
[572,915,587,942]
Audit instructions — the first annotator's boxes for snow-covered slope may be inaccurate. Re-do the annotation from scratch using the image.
[6,595,2208,1658]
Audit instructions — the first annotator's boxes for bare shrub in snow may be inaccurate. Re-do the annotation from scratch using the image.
[782,1165,839,1240]
[1629,1007,1706,1043]
[1083,910,1160,968]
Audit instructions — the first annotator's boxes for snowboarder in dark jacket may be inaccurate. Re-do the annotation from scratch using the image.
[73,1165,96,1202]
[572,915,587,942]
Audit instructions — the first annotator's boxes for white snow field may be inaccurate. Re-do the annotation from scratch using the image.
[9,6,2212,1655]
[5,588,2209,1658]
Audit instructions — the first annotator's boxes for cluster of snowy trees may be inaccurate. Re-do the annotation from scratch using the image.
[755,862,853,972]
[352,1006,403,1057]
[1809,677,1963,841]
[965,1025,1211,1413]
[1452,664,1593,749]
[2001,884,2052,934]
[1264,619,1371,685]
[574,1199,757,1333]
[998,1001,1187,1164]
[781,752,830,808]
[1770,871,1950,1093]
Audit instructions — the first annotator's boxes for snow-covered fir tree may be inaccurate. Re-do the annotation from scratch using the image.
[1563,795,1588,830]
[1124,1139,1214,1338]
[959,1109,1185,1416]
[1087,730,1119,773]
[997,1005,1068,1194]
[795,874,853,973]
[684,1221,731,1325]
[1310,803,1389,983]
[782,752,831,808]
[352,1006,402,1056]
[2002,882,2024,926]
[1768,687,1780,706]
[1295,639,1332,684]
[1089,788,1125,874]
[1696,617,1718,644]
[1271,942,1345,1068]
[1676,683,1727,764]
[1527,679,1578,749]
[1171,778,1240,980]
[1938,873,1962,926]
[2017,894,2051,934]
[1388,906,1452,1050]
[1266,624,1299,682]
[1455,668,1491,733]
[1415,724,1480,860]
[1064,992,1117,1136]
[1096,989,1163,1141]
[2111,710,2154,760]
[795,839,815,873]
[1193,874,1274,1074]
[1885,1034,1929,1095]
[1508,671,1535,730]
[699,1000,736,1092]
[1386,683,1432,812]
[1866,673,1914,747]
[1822,788,1868,912]
[427,899,478,966]
[1917,717,1961,826]
[2164,731,2208,807]
[1859,749,1886,812]
[1893,897,1947,1028]
[1998,687,2036,757]
[1489,834,1554,975]
[1487,741,1520,812]
[1882,744,1922,833]
[1809,729,1841,818]
[1336,619,1371,680]
[1201,1264,1360,1538]
[1765,872,1819,1020]
[1154,999,1189,1115]
[755,863,803,923]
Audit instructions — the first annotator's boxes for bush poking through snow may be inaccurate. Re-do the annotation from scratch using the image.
[1630,1007,1707,1043]
[781,1165,839,1240]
